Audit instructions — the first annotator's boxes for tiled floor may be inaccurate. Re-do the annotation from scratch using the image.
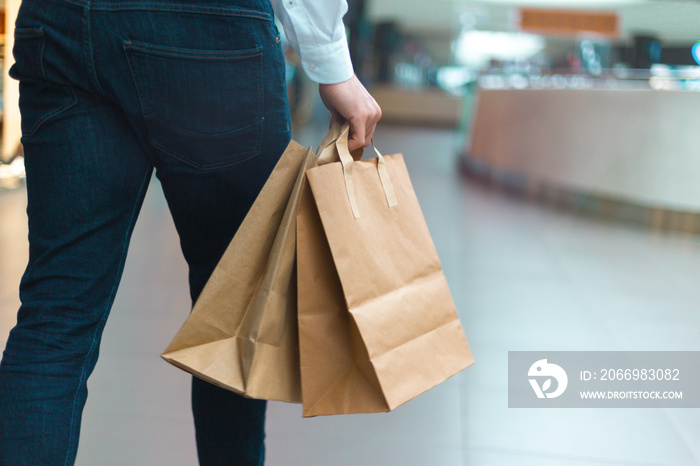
[1,123,699,465]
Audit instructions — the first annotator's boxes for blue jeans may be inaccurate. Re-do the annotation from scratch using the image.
[0,0,290,464]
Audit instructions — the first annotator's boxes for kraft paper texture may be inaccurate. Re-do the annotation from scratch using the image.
[297,124,474,417]
[162,140,316,403]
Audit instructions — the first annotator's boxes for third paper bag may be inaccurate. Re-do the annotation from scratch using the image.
[297,125,474,417]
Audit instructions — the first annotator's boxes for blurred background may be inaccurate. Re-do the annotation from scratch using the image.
[2,0,700,464]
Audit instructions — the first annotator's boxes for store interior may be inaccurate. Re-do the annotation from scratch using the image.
[1,0,700,465]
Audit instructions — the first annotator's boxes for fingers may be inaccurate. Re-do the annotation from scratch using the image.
[347,119,365,152]
[364,106,381,145]
[346,102,382,151]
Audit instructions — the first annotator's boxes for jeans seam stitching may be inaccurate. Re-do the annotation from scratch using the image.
[84,1,107,96]
[92,3,271,21]
[152,117,263,138]
[150,138,260,170]
[123,42,153,137]
[26,87,78,136]
[124,41,262,60]
[63,166,153,466]
[56,0,86,7]
[38,29,47,80]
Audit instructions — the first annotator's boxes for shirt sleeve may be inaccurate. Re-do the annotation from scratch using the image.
[270,0,355,84]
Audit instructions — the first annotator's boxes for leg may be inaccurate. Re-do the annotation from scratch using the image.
[87,0,291,461]
[0,85,153,465]
[152,33,291,466]
[156,128,287,465]
[191,378,268,466]
[157,114,290,466]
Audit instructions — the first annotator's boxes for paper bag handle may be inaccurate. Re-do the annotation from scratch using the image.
[369,140,399,213]
[317,122,362,165]
[328,123,399,219]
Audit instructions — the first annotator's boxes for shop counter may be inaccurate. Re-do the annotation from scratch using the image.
[467,88,700,214]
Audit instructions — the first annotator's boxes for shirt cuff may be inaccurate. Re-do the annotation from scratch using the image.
[297,34,354,84]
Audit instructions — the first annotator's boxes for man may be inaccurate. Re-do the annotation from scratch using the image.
[0,0,380,464]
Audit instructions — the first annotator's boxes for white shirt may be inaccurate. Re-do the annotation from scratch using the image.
[269,0,354,84]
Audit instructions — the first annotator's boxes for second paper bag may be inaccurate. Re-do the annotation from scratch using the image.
[162,140,316,403]
[297,125,474,417]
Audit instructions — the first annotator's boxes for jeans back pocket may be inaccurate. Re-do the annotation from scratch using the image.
[124,40,263,170]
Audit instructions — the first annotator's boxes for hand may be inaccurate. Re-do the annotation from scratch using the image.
[319,75,382,151]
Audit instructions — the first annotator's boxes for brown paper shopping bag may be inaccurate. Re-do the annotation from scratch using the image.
[297,124,474,417]
[162,140,317,403]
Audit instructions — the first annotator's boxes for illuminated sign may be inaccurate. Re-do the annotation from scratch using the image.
[693,41,700,66]
[519,9,619,38]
